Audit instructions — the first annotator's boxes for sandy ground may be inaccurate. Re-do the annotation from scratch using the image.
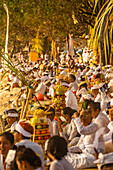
[0,73,21,115]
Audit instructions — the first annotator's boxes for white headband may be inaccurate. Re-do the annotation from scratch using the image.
[6,113,18,117]
[15,123,32,137]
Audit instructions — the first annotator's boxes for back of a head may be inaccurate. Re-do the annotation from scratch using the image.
[63,107,74,117]
[46,107,55,115]
[88,102,101,112]
[0,132,14,145]
[15,146,41,169]
[69,74,76,81]
[47,136,67,160]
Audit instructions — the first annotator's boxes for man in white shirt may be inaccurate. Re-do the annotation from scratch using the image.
[5,109,18,132]
[65,87,78,111]
[35,78,47,95]
[88,102,110,153]
[91,85,101,103]
[60,82,78,111]
[14,121,44,169]
[104,99,113,153]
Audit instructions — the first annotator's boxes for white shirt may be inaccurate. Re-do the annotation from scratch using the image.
[95,93,101,103]
[60,119,78,141]
[0,154,3,170]
[93,111,110,152]
[35,82,46,94]
[65,90,78,111]
[16,139,44,163]
[11,121,18,133]
[93,111,110,134]
[72,118,98,156]
[104,121,113,142]
[47,84,54,97]
[50,157,74,170]
[47,118,59,137]
[69,81,78,92]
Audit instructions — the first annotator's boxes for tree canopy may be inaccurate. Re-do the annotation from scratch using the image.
[0,0,111,55]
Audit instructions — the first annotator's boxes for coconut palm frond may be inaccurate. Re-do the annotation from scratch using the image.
[1,70,9,80]
[14,55,26,72]
[1,53,28,85]
[90,0,113,64]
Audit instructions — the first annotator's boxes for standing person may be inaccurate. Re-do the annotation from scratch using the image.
[69,74,78,94]
[5,109,18,132]
[46,136,74,170]
[13,121,44,167]
[61,82,78,111]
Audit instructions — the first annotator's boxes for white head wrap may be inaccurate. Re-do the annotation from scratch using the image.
[15,122,32,137]
[6,113,18,117]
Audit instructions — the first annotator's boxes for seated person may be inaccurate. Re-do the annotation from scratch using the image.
[5,109,18,132]
[13,121,44,167]
[46,107,59,136]
[46,136,74,170]
[94,152,113,170]
[58,107,80,146]
[65,109,99,169]
[104,99,113,153]
[10,146,42,170]
[0,132,16,170]
[76,82,89,102]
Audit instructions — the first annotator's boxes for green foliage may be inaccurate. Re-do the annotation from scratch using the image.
[0,0,96,53]
[0,53,28,85]
[89,0,113,65]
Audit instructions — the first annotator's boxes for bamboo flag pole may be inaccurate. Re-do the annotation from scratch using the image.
[20,87,28,120]
[3,4,9,55]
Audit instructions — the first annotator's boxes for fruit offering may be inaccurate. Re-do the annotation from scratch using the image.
[53,84,67,111]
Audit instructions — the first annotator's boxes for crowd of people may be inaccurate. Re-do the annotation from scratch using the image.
[0,49,113,170]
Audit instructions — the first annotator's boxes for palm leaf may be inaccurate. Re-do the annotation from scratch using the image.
[1,70,9,80]
[0,53,28,85]
[89,0,113,64]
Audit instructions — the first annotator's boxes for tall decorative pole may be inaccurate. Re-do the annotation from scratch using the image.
[3,4,9,55]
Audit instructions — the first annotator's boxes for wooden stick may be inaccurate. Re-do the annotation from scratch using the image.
[22,82,37,119]
[0,116,5,132]
[19,87,28,120]
[22,88,33,119]
[16,99,18,109]
[20,99,26,120]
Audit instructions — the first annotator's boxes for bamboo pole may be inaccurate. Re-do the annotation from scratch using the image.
[0,116,5,132]
[16,99,18,109]
[20,99,26,120]
[19,87,28,120]
[22,82,38,119]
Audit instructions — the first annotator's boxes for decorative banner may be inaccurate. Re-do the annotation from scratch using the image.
[67,34,75,57]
